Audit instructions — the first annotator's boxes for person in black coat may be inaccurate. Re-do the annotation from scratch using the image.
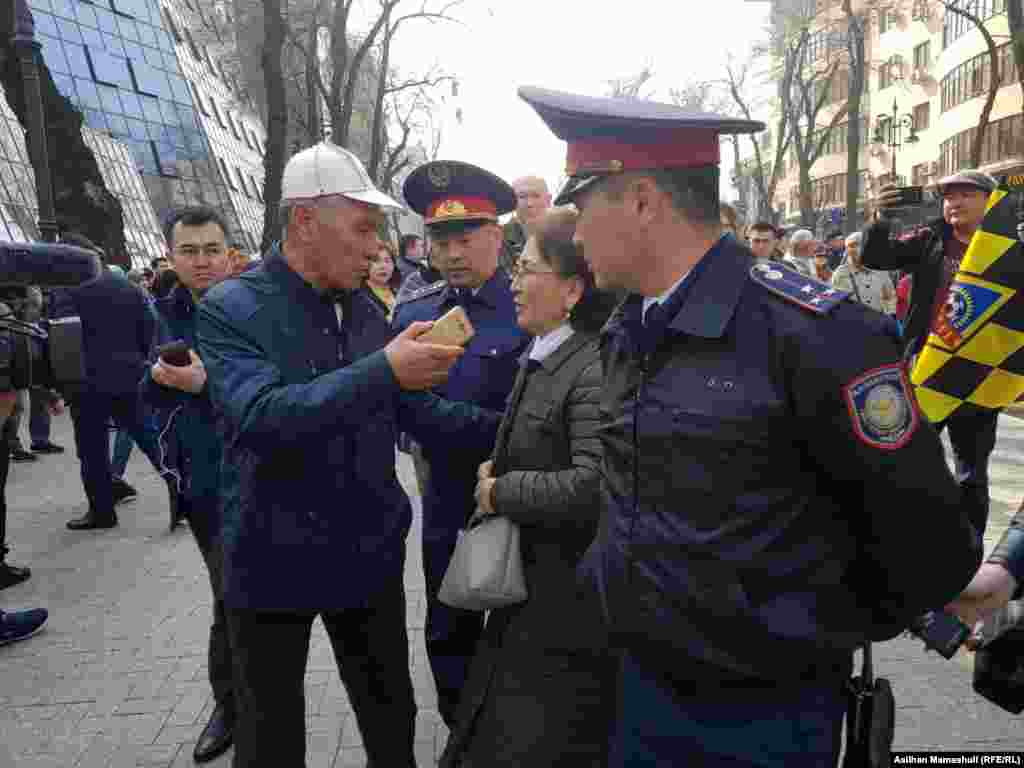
[50,234,177,530]
[440,208,620,768]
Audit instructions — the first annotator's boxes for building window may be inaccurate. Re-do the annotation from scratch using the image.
[880,61,894,90]
[938,112,1024,176]
[879,8,898,34]
[219,157,238,191]
[913,41,931,70]
[85,45,132,90]
[182,27,202,61]
[941,41,1016,111]
[250,174,263,202]
[943,0,1009,48]
[210,99,227,130]
[225,111,242,141]
[913,102,930,131]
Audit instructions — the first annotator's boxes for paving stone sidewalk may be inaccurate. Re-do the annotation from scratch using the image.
[0,414,1022,768]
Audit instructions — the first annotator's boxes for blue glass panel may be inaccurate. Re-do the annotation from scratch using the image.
[98,85,122,113]
[101,32,125,56]
[154,140,179,176]
[111,0,148,19]
[75,3,98,28]
[162,51,178,71]
[163,125,184,147]
[125,117,148,140]
[131,59,172,99]
[120,91,143,116]
[63,41,89,73]
[117,17,140,42]
[106,113,129,137]
[50,0,75,18]
[87,46,132,89]
[123,41,144,61]
[38,36,69,73]
[53,16,78,41]
[169,76,190,105]
[139,95,162,123]
[137,22,158,47]
[80,26,103,49]
[158,29,174,52]
[33,12,60,38]
[52,73,76,99]
[74,78,101,109]
[29,0,53,12]
[83,108,108,131]
[142,45,163,67]
[95,7,118,33]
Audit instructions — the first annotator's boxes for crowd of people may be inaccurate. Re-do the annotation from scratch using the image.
[0,85,1022,768]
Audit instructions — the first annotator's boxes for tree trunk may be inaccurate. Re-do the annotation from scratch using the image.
[1008,0,1024,115]
[260,0,288,253]
[305,19,320,146]
[1,2,129,265]
[367,10,393,181]
[798,163,815,228]
[844,3,864,231]
[333,7,392,149]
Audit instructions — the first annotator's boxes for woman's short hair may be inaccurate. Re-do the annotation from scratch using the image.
[374,241,402,292]
[720,201,738,231]
[845,232,863,247]
[533,208,619,334]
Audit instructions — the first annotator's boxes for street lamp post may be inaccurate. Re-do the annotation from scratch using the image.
[873,98,919,185]
[8,0,58,242]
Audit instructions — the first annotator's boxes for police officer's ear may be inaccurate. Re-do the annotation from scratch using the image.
[628,175,666,225]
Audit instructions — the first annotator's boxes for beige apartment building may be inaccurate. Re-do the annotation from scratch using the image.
[740,0,1023,232]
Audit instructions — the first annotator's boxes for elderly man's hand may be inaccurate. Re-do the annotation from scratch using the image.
[0,390,17,423]
[385,321,463,391]
[874,185,905,218]
[151,350,207,394]
[946,562,1018,639]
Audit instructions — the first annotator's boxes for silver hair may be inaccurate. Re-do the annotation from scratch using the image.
[845,232,862,247]
[279,204,292,241]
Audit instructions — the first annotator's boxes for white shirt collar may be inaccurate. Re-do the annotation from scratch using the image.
[528,324,575,363]
[642,270,690,320]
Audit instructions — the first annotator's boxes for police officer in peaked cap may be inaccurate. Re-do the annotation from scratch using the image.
[519,85,981,766]
[393,160,530,727]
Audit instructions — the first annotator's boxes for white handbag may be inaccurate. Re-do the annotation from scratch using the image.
[437,513,528,611]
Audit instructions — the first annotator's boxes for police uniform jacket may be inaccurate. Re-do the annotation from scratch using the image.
[197,245,412,611]
[862,217,952,356]
[393,270,529,527]
[49,269,155,396]
[140,284,221,504]
[581,235,981,691]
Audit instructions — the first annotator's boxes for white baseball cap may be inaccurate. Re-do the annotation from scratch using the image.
[281,141,402,210]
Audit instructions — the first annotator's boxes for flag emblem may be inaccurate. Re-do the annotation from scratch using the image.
[844,365,918,450]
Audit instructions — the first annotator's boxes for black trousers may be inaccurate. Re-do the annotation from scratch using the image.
[0,444,10,560]
[937,407,1000,543]
[182,494,233,711]
[69,391,161,517]
[227,576,417,768]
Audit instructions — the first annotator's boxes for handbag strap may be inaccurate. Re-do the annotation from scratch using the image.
[861,641,873,686]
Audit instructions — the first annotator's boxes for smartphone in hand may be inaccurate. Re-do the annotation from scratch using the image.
[419,306,475,347]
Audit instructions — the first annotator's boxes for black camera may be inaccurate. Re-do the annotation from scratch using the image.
[0,242,101,393]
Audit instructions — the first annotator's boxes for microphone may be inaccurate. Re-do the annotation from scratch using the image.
[0,242,102,287]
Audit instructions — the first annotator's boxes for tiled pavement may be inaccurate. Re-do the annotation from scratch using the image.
[0,413,1022,767]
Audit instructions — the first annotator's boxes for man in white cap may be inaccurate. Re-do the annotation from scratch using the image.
[196,141,464,768]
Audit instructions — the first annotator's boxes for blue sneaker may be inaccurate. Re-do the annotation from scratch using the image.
[0,608,48,646]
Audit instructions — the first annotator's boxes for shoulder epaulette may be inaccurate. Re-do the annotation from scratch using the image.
[396,280,446,306]
[749,262,848,315]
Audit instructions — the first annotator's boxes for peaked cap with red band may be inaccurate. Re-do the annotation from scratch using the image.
[518,86,765,205]
[403,160,516,231]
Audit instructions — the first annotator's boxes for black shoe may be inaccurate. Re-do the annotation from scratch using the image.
[10,448,37,462]
[193,703,234,763]
[66,511,117,531]
[111,477,138,506]
[0,563,30,590]
[166,477,182,532]
[0,608,48,646]
[30,441,64,454]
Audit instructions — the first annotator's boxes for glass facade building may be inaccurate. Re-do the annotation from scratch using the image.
[0,0,266,265]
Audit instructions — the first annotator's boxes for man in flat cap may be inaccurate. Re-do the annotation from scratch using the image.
[520,85,980,766]
[863,170,999,544]
[394,160,529,726]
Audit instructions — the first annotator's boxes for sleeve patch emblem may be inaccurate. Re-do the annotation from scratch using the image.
[843,364,919,450]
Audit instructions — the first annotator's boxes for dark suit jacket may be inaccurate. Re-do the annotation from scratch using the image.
[441,330,615,768]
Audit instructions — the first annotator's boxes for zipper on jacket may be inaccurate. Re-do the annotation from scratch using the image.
[628,352,649,588]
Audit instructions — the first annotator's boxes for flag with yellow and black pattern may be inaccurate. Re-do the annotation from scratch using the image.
[911,183,1024,423]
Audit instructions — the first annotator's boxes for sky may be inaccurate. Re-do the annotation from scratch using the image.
[385,0,774,201]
